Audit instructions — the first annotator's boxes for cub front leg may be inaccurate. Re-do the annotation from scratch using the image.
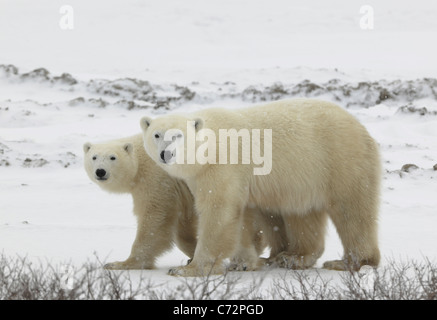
[105,203,176,270]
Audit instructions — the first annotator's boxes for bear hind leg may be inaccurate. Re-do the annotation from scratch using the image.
[324,199,380,271]
[274,210,328,269]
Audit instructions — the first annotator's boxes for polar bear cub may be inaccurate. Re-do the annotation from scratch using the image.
[84,134,198,269]
[141,98,381,276]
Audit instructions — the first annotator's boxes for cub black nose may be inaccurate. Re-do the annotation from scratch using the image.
[160,150,173,163]
[96,169,106,178]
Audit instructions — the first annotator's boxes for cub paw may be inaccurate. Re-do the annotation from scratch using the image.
[103,259,152,270]
[168,262,224,277]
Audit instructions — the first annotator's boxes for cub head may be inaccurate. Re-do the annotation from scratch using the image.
[140,115,203,178]
[83,140,137,193]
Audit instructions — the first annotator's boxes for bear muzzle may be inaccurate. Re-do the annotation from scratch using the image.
[95,168,108,181]
[160,150,175,164]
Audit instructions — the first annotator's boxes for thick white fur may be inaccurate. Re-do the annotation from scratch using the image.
[83,134,266,272]
[84,134,198,269]
[141,99,381,276]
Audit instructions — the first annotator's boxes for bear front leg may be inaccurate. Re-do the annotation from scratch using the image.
[228,207,266,272]
[104,204,176,270]
[168,184,246,276]
[168,208,241,276]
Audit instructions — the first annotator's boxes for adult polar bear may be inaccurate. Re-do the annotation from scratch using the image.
[141,98,381,276]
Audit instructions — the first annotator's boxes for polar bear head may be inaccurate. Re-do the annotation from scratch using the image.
[83,140,138,193]
[140,115,204,178]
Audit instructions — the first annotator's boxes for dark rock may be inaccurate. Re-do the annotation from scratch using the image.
[53,73,77,85]
[174,85,196,101]
[21,68,50,81]
[88,98,108,108]
[397,105,434,116]
[0,64,19,77]
[68,97,85,107]
[378,88,392,102]
[401,164,419,173]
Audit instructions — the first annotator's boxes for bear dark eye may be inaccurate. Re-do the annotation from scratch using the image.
[92,156,97,161]
[154,134,160,139]
[110,156,116,161]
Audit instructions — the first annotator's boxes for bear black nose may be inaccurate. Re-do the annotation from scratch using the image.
[96,169,106,178]
[160,150,173,163]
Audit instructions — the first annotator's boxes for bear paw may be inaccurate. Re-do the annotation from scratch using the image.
[273,252,316,270]
[227,259,263,272]
[104,259,153,270]
[323,259,363,271]
[168,262,224,277]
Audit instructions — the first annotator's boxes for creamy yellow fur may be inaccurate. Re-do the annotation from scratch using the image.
[84,134,197,269]
[141,99,381,276]
[84,134,265,271]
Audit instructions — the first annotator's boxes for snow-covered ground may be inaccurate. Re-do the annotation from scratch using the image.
[1,0,436,297]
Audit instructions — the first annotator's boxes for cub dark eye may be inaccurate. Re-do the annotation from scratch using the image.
[92,156,97,160]
[110,156,116,161]
[154,134,160,139]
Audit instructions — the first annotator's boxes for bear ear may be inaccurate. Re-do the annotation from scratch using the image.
[140,116,152,132]
[123,143,133,154]
[83,142,92,153]
[194,118,203,131]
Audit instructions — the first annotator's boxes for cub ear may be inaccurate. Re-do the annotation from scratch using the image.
[140,116,152,132]
[194,118,203,131]
[123,143,133,154]
[83,142,92,153]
